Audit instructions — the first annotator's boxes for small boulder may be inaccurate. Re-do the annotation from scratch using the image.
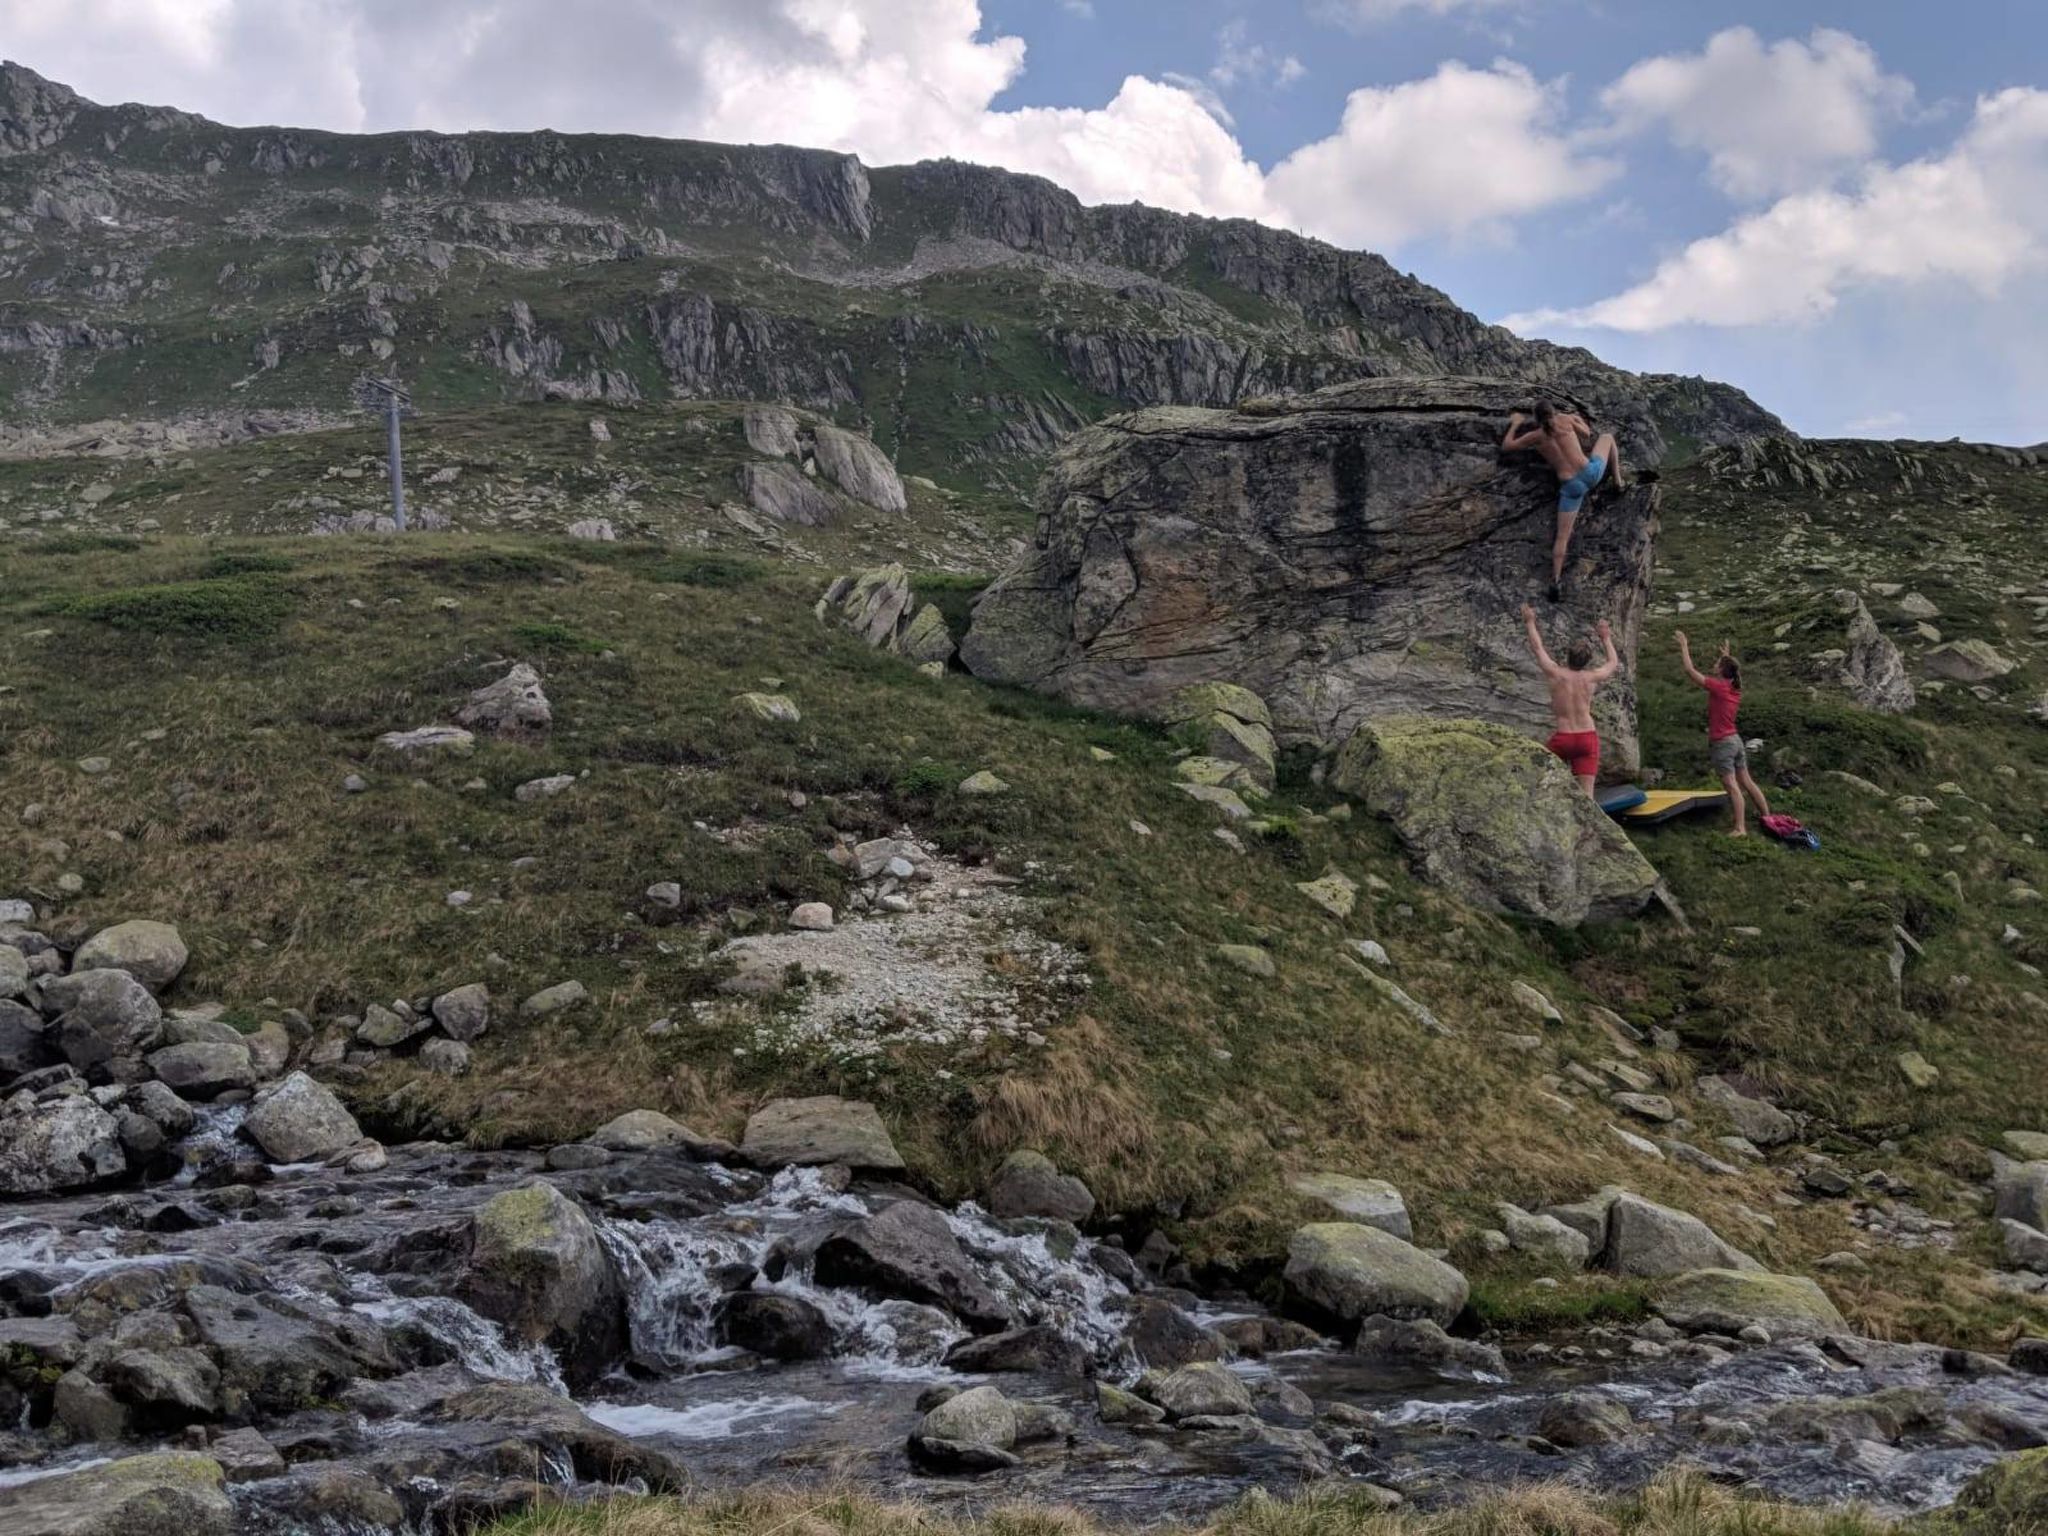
[1538,1392,1635,1447]
[742,1095,903,1170]
[1925,639,2016,683]
[419,1038,471,1075]
[789,902,835,931]
[714,1292,833,1361]
[1145,1361,1253,1420]
[1653,1268,1846,1338]
[943,1325,1090,1377]
[377,725,474,753]
[243,1072,362,1163]
[734,692,801,724]
[431,983,492,1042]
[1496,1203,1591,1270]
[521,980,589,1020]
[462,1181,626,1387]
[590,1108,701,1153]
[1281,1222,1468,1330]
[458,663,553,738]
[1600,1193,1760,1278]
[148,1041,255,1099]
[917,1382,1017,1449]
[43,968,163,1068]
[0,1095,126,1195]
[1286,1173,1412,1239]
[1697,1076,1796,1146]
[70,920,188,991]
[986,1150,1095,1223]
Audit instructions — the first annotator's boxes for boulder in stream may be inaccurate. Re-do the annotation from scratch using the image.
[714,1292,833,1361]
[243,1071,362,1162]
[460,1181,626,1386]
[741,1095,904,1170]
[0,1094,127,1194]
[1281,1221,1469,1331]
[1653,1268,1847,1338]
[813,1200,1012,1332]
[0,1451,232,1536]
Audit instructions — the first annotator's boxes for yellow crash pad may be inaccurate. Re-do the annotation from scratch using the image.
[1622,789,1730,825]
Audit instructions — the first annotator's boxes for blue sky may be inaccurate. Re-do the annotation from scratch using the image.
[7,0,2044,442]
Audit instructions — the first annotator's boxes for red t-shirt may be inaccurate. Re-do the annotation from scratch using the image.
[1703,677,1741,741]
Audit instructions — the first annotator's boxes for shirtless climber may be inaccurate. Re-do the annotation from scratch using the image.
[1502,401,1625,603]
[1521,602,1618,797]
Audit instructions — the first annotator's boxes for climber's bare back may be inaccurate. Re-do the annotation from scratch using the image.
[1526,413,1592,482]
[1543,665,1600,733]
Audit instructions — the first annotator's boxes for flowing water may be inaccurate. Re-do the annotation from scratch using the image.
[1,1111,2043,1529]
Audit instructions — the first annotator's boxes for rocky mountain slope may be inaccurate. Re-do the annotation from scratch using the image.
[0,60,1777,490]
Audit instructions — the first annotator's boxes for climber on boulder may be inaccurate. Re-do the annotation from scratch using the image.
[1502,401,1625,603]
[1522,602,1618,797]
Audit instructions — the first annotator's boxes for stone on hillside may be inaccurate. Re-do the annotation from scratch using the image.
[740,460,840,525]
[1332,717,1662,926]
[1926,639,2016,683]
[1653,1268,1846,1338]
[734,691,801,724]
[71,919,188,991]
[1176,782,1252,820]
[818,564,914,648]
[462,1181,625,1386]
[1354,964,1448,1036]
[565,517,616,541]
[812,422,908,512]
[715,1292,833,1361]
[901,604,956,666]
[431,983,491,1042]
[1994,1163,2048,1231]
[356,1002,429,1048]
[1146,1361,1253,1420]
[148,1041,254,1098]
[1497,1204,1591,1270]
[1613,1092,1677,1123]
[987,1150,1095,1223]
[1601,1194,1760,1278]
[743,403,803,459]
[1898,592,1940,620]
[419,1038,471,1075]
[789,902,834,931]
[1511,981,1562,1024]
[1898,1051,1940,1088]
[377,725,474,753]
[0,1095,126,1194]
[919,1383,1018,1449]
[43,968,163,1068]
[1821,592,1915,714]
[1541,1187,1624,1248]
[1281,1222,1468,1330]
[0,1451,232,1536]
[2000,1219,2048,1273]
[1296,870,1359,920]
[514,773,577,802]
[961,378,1659,771]
[1697,1076,1796,1146]
[958,770,1008,795]
[2004,1132,2048,1161]
[243,1071,361,1163]
[457,663,552,737]
[1287,1173,1412,1239]
[521,980,589,1019]
[1166,683,1276,791]
[1217,944,1274,978]
[590,1108,701,1153]
[813,1200,1011,1330]
[742,1095,903,1169]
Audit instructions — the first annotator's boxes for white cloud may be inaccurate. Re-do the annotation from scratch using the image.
[1209,21,1305,92]
[1314,0,1520,24]
[1505,88,2048,333]
[1266,61,1618,249]
[1,0,1609,253]
[1602,26,1916,199]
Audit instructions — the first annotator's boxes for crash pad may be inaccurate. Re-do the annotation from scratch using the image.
[1598,785,1648,817]
[1622,789,1730,825]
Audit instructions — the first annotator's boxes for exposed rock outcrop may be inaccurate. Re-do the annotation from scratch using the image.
[1818,591,1915,714]
[962,378,1659,769]
[816,565,956,665]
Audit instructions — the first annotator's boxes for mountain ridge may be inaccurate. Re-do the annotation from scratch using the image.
[0,60,1780,479]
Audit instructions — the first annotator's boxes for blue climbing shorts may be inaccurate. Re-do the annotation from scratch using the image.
[1558,455,1606,514]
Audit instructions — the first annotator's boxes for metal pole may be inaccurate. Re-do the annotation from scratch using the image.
[385,391,407,531]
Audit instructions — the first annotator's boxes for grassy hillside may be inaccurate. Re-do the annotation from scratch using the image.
[2,429,2045,1349]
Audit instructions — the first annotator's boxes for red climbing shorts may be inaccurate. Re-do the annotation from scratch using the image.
[1546,730,1601,779]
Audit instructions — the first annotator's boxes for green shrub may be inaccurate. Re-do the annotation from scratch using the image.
[202,549,294,576]
[641,554,763,588]
[405,550,575,585]
[512,621,607,655]
[65,576,293,637]
[26,533,143,556]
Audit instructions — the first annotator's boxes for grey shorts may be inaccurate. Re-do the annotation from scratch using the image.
[1709,735,1747,775]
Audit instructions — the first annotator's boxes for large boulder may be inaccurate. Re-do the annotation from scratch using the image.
[461,1181,626,1386]
[1819,592,1915,714]
[0,1095,126,1194]
[961,377,1659,768]
[739,460,840,526]
[1600,1194,1761,1278]
[1696,1076,1796,1147]
[1286,1173,1412,1239]
[242,1071,362,1162]
[0,1451,232,1536]
[743,403,803,458]
[1653,1268,1846,1338]
[813,1200,1011,1331]
[713,1292,833,1361]
[147,1041,255,1099]
[1331,716,1662,925]
[70,920,189,991]
[183,1284,395,1415]
[812,423,908,512]
[741,1095,904,1170]
[1145,1361,1254,1419]
[1280,1222,1469,1330]
[41,968,164,1067]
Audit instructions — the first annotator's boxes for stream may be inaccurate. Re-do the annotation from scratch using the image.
[2,1108,2044,1531]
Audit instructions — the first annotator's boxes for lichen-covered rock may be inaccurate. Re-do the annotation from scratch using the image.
[1287,1173,1412,1239]
[733,691,801,724]
[812,422,907,512]
[1653,1268,1846,1338]
[70,919,188,991]
[962,377,1659,768]
[1934,1447,2048,1534]
[741,1095,903,1169]
[0,1095,126,1194]
[1696,1076,1796,1146]
[590,1108,703,1153]
[1600,1193,1761,1278]
[817,564,955,666]
[1819,591,1915,714]
[42,968,163,1068]
[431,983,492,1042]
[1145,1361,1253,1419]
[1166,683,1277,791]
[1925,639,2017,683]
[461,1181,625,1386]
[456,662,552,737]
[1281,1221,1468,1330]
[0,1451,232,1536]
[1331,716,1662,926]
[242,1071,362,1163]
[917,1383,1017,1449]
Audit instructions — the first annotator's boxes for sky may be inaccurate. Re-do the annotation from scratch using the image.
[5,1,2045,443]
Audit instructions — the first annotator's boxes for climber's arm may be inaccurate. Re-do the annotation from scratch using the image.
[1502,413,1540,451]
[1522,603,1561,676]
[1590,618,1621,681]
[1674,630,1709,686]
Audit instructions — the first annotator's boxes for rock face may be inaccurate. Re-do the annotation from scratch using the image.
[812,423,908,512]
[1331,717,1663,926]
[462,1181,625,1385]
[1280,1222,1469,1330]
[962,377,1660,768]
[740,460,841,526]
[817,564,956,665]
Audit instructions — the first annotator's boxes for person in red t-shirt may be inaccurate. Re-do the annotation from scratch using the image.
[1676,630,1771,837]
